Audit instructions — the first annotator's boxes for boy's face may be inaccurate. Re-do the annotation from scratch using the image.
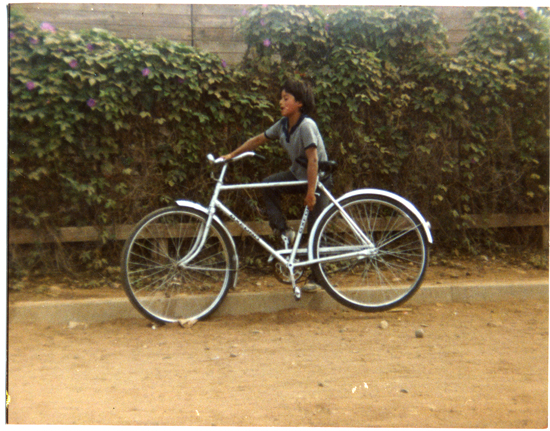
[279,90,303,119]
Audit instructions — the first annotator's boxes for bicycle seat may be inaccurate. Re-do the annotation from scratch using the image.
[295,156,338,177]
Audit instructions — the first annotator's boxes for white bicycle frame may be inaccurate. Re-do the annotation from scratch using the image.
[175,152,377,298]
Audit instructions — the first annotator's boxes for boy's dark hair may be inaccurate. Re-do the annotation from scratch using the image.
[281,79,315,116]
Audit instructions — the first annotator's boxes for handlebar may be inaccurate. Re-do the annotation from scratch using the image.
[207,152,263,165]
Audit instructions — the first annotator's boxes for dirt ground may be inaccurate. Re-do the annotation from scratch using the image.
[6,300,548,427]
[6,252,549,427]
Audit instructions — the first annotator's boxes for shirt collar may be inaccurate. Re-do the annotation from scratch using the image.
[283,115,306,143]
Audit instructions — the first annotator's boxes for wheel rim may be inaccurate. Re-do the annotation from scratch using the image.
[314,197,427,310]
[123,209,233,322]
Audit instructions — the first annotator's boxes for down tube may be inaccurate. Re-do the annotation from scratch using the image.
[214,201,287,265]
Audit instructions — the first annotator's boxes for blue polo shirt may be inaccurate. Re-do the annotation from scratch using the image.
[264,115,328,181]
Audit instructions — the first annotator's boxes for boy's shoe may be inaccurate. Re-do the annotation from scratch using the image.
[280,229,296,249]
[302,280,321,293]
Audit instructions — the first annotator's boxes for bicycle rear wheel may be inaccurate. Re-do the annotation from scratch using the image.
[311,194,429,312]
[121,206,236,324]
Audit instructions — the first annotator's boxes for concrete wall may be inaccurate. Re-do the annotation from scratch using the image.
[11,4,481,64]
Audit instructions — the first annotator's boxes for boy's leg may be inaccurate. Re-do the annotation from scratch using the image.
[262,171,304,233]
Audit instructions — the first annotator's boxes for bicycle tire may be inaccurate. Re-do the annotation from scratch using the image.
[311,194,429,312]
[121,206,237,324]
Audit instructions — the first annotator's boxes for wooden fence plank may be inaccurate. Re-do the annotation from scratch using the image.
[15,3,192,15]
[8,213,549,245]
[462,213,549,229]
[11,4,482,64]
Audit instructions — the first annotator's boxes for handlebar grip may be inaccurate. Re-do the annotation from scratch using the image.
[207,154,226,164]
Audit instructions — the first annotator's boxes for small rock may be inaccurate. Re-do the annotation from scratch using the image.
[415,328,425,338]
[68,321,87,330]
[229,353,238,358]
[178,318,198,328]
[379,320,389,330]
[487,321,503,328]
[400,388,409,394]
[318,382,325,387]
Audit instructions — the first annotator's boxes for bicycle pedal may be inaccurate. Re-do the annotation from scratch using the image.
[281,236,290,249]
[293,285,301,301]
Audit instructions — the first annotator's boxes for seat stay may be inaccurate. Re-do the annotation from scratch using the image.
[316,182,374,248]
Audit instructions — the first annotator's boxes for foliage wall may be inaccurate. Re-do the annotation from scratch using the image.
[8,9,274,232]
[236,6,549,250]
[8,6,549,273]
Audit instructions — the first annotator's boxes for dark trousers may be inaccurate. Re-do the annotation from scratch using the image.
[262,170,334,235]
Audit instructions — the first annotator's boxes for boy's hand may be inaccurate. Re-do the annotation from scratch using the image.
[305,192,316,211]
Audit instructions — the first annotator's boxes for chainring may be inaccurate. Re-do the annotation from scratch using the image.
[272,260,305,285]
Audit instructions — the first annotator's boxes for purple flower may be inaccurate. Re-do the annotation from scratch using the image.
[263,38,271,47]
[9,31,15,39]
[241,8,248,16]
[29,37,39,45]
[177,77,185,84]
[142,67,151,77]
[86,98,96,107]
[26,81,36,91]
[221,60,227,68]
[518,8,526,19]
[260,19,266,26]
[40,22,56,33]
[87,44,94,51]
[324,23,330,32]
[69,59,78,69]
[262,4,268,7]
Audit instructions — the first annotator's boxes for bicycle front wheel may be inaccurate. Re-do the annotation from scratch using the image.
[121,206,237,324]
[311,194,429,312]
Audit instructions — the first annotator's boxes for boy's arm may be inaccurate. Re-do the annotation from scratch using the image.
[222,133,267,160]
[304,146,319,210]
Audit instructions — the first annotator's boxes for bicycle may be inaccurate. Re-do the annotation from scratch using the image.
[121,152,433,324]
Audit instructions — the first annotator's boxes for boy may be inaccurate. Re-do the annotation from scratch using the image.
[222,79,332,292]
